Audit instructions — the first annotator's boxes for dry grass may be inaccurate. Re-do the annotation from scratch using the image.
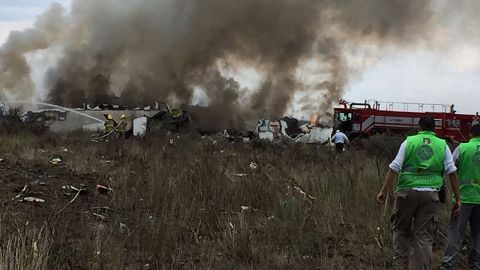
[0,130,463,269]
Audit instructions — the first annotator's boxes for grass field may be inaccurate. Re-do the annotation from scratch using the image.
[0,128,467,269]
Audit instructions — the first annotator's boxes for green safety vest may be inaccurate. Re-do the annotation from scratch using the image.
[105,119,114,132]
[395,131,446,192]
[456,137,480,204]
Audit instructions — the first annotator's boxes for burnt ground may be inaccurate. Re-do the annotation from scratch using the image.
[0,132,472,269]
[0,159,120,269]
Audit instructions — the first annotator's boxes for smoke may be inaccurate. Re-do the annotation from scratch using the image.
[0,0,436,129]
[0,4,65,100]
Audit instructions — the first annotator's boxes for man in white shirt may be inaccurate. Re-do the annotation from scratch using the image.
[331,130,349,153]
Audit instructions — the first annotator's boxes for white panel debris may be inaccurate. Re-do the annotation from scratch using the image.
[133,117,148,137]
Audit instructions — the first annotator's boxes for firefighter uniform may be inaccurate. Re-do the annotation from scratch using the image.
[390,131,455,270]
[442,136,480,270]
[104,115,115,135]
[118,115,127,139]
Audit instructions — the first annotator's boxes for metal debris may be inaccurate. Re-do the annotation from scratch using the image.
[22,197,45,203]
[50,157,62,165]
[96,184,114,194]
[249,162,259,170]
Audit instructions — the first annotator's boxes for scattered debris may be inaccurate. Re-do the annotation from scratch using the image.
[133,116,148,137]
[20,109,67,123]
[22,197,45,203]
[249,162,259,170]
[62,147,69,152]
[295,127,332,144]
[255,117,332,143]
[233,173,248,177]
[96,184,114,194]
[50,157,62,165]
[12,184,28,200]
[241,206,251,211]
[293,185,316,200]
[62,185,87,196]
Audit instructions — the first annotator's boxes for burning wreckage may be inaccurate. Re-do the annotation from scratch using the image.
[0,102,332,143]
[254,116,332,144]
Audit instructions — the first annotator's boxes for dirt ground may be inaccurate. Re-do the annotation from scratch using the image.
[0,131,471,269]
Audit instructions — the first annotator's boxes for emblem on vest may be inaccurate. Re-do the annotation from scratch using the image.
[416,144,434,160]
[473,150,480,166]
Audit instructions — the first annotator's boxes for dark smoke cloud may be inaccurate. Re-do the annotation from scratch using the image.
[0,0,435,129]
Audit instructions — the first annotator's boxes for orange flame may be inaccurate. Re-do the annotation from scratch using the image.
[309,113,318,127]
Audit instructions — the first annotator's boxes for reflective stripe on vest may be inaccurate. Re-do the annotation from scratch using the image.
[396,131,446,192]
[105,120,115,132]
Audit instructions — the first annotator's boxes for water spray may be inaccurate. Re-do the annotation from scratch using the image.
[2,101,104,123]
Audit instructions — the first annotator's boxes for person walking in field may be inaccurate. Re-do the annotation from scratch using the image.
[441,124,480,270]
[331,129,349,153]
[376,116,461,270]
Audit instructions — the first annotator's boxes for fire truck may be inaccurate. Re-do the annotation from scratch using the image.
[333,100,479,142]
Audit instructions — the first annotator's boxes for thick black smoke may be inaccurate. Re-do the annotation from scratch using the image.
[0,0,434,128]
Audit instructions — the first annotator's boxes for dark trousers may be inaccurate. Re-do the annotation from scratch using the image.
[391,189,440,270]
[335,143,344,153]
[441,204,480,270]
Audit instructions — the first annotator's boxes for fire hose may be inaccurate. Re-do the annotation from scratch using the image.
[93,120,125,140]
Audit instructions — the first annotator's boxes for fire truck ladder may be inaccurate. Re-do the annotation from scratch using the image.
[368,100,453,113]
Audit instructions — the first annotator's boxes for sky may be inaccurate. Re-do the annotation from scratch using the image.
[0,0,478,115]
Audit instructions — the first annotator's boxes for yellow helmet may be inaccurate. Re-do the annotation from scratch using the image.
[121,114,126,119]
[107,114,113,120]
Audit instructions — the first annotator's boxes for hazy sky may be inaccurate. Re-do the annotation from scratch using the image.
[0,0,478,114]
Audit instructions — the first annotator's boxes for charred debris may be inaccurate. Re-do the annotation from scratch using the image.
[0,101,332,144]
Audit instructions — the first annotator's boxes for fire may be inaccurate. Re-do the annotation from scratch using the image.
[309,113,318,127]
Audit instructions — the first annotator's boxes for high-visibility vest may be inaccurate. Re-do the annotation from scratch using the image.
[105,119,114,132]
[118,120,127,132]
[456,137,480,204]
[396,131,446,192]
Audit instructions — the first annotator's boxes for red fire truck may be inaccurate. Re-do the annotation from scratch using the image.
[334,100,479,142]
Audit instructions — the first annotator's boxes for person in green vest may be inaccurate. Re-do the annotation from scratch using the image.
[376,116,461,270]
[441,124,480,269]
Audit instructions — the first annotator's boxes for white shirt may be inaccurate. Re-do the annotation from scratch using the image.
[331,132,349,144]
[452,146,460,164]
[389,140,457,191]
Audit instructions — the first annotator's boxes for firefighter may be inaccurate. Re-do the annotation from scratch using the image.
[118,114,127,139]
[331,130,349,153]
[104,114,115,138]
[376,116,461,270]
[441,124,480,269]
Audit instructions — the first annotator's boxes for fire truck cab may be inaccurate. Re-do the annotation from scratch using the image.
[334,100,479,142]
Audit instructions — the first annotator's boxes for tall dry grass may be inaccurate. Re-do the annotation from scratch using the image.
[0,130,460,269]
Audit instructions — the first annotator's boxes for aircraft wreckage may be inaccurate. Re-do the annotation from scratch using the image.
[0,102,332,143]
